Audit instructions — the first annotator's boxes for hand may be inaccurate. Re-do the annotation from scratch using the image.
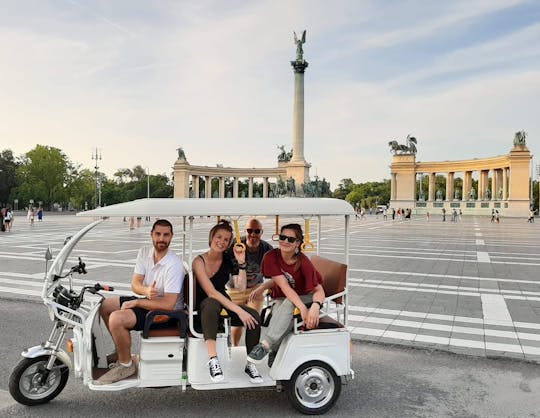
[248,285,265,303]
[121,299,139,310]
[304,304,320,330]
[146,281,159,300]
[233,246,246,264]
[237,309,258,330]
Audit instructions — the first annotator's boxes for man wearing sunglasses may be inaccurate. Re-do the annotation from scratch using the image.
[227,218,273,346]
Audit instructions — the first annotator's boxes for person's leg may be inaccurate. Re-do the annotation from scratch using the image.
[108,309,137,363]
[263,298,295,349]
[227,288,250,346]
[99,297,123,330]
[240,306,261,354]
[200,297,222,357]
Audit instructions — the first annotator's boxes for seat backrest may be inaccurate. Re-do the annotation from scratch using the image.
[310,255,347,304]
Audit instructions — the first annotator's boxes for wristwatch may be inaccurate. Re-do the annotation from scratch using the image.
[238,263,247,270]
[313,301,323,309]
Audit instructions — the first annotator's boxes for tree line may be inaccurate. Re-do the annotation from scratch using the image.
[0,145,393,211]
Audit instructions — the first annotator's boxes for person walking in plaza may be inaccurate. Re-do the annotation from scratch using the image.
[227,218,273,347]
[528,209,535,223]
[426,211,430,222]
[4,208,13,232]
[193,220,262,384]
[383,207,388,221]
[97,219,185,384]
[441,208,446,222]
[27,207,35,225]
[452,209,457,222]
[495,210,500,223]
[247,223,325,369]
[490,209,495,223]
[37,206,43,222]
[459,209,463,221]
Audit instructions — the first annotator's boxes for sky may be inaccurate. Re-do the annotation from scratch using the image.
[1,0,540,188]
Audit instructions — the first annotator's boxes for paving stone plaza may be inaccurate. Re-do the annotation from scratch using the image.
[1,211,539,364]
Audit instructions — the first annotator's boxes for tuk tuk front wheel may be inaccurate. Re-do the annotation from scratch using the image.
[286,360,341,415]
[9,355,69,406]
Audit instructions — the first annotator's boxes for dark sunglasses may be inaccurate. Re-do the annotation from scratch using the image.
[246,228,261,235]
[278,234,298,243]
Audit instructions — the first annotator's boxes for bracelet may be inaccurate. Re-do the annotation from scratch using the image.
[238,263,247,270]
[238,266,246,270]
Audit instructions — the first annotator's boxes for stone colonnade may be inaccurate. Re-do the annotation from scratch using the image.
[390,144,531,217]
[173,158,310,198]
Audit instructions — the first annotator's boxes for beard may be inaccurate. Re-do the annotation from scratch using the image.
[154,241,169,251]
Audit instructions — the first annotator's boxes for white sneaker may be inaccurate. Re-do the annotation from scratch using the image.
[208,357,224,383]
[245,362,263,384]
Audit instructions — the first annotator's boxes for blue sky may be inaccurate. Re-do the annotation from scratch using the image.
[1,0,539,187]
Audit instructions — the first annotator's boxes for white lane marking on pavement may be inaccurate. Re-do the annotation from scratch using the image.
[481,294,512,323]
[349,268,540,286]
[477,251,491,262]
[476,239,485,245]
[475,232,482,237]
[0,389,16,410]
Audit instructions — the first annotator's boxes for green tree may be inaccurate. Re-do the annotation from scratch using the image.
[66,168,95,210]
[0,149,19,207]
[13,145,72,209]
[333,178,355,200]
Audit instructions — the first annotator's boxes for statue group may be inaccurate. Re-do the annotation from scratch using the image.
[513,130,527,146]
[277,145,293,163]
[388,135,417,155]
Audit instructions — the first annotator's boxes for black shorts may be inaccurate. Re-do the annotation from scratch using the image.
[119,296,179,331]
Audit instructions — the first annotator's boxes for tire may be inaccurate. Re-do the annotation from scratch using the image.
[9,356,69,406]
[286,360,341,415]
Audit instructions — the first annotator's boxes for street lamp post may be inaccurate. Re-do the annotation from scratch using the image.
[146,167,150,198]
[92,148,102,208]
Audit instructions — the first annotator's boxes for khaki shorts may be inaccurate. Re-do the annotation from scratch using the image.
[227,287,265,313]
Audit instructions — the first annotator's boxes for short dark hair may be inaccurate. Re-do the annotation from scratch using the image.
[152,219,173,234]
[208,220,233,246]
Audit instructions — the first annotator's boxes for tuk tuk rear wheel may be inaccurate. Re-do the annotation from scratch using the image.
[286,360,341,415]
[9,355,69,406]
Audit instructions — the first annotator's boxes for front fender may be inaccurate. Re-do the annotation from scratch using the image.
[22,345,72,370]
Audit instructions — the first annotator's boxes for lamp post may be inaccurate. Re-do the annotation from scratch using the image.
[146,167,150,198]
[92,148,102,208]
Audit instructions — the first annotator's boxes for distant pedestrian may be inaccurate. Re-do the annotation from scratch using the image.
[27,207,35,225]
[383,208,388,221]
[392,208,396,220]
[490,209,495,223]
[442,208,446,222]
[452,209,457,222]
[4,208,13,232]
[459,209,462,221]
[528,210,535,223]
[129,216,135,230]
[426,211,430,222]
[37,206,43,221]
[495,210,500,223]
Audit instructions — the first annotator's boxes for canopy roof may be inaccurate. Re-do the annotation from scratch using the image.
[77,198,354,218]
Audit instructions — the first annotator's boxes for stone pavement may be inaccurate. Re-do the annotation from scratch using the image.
[1,211,539,364]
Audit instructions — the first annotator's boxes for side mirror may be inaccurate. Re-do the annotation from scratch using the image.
[63,236,72,246]
[45,247,53,261]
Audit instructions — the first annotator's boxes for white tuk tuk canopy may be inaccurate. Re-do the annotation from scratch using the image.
[77,198,355,218]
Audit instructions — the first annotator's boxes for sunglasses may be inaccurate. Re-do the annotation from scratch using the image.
[246,228,261,235]
[278,234,298,243]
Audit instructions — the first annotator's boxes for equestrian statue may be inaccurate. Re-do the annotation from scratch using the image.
[388,134,417,155]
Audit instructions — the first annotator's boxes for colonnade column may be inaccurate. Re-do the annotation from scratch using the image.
[248,178,253,198]
[193,175,200,199]
[502,168,508,200]
[491,168,499,200]
[233,177,239,198]
[428,173,436,201]
[219,177,225,198]
[446,172,454,201]
[391,173,397,200]
[263,177,268,198]
[205,176,211,199]
[464,171,472,200]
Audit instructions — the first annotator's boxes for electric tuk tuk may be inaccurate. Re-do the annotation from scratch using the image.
[9,198,355,414]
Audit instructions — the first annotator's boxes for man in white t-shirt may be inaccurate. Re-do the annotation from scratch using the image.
[97,219,184,384]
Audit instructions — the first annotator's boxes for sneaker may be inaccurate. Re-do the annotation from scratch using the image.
[267,351,276,368]
[95,361,136,385]
[247,343,270,364]
[208,357,224,383]
[244,362,263,384]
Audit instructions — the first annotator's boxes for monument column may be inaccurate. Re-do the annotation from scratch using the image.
[263,177,268,198]
[287,30,311,192]
[428,173,436,201]
[248,177,254,198]
[219,177,225,198]
[502,168,508,200]
[205,176,211,199]
[173,151,190,199]
[446,172,454,201]
[233,177,239,198]
[193,175,199,199]
[492,170,498,200]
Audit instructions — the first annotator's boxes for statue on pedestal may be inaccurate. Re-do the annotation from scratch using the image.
[469,188,476,200]
[436,189,443,201]
[176,147,186,160]
[513,130,527,146]
[293,30,306,62]
[286,177,296,197]
[486,188,491,200]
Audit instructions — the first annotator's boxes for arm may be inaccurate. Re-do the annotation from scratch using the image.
[192,257,257,329]
[131,273,160,299]
[248,279,274,302]
[122,292,178,311]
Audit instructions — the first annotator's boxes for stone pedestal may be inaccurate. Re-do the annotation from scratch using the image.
[173,158,190,198]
